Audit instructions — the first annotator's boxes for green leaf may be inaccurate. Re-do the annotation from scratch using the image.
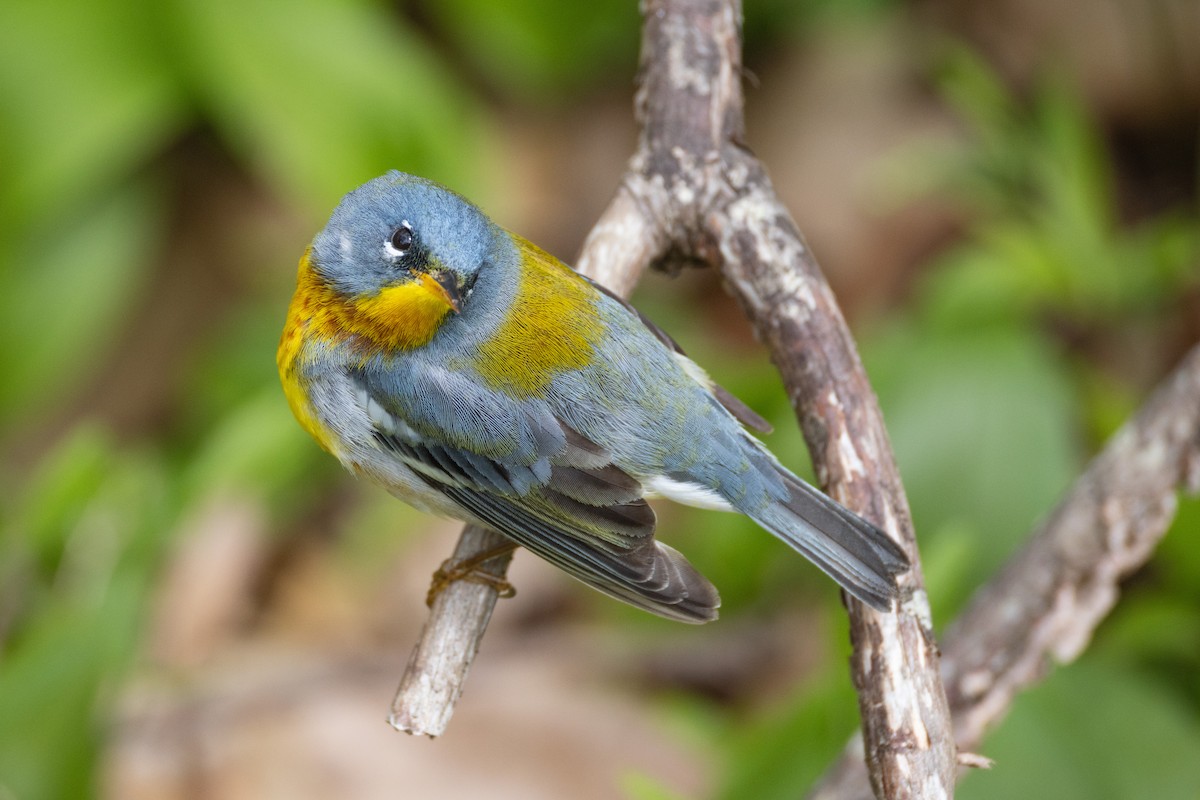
[0,570,149,800]
[174,0,487,211]
[1031,76,1113,258]
[916,518,984,624]
[0,437,172,800]
[1155,493,1200,599]
[421,0,638,101]
[6,426,115,569]
[1094,594,1200,669]
[866,323,1079,597]
[960,658,1200,800]
[718,668,859,800]
[0,0,186,237]
[181,387,326,511]
[622,772,689,800]
[0,183,161,427]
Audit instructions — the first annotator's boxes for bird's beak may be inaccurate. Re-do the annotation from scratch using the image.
[421,270,463,314]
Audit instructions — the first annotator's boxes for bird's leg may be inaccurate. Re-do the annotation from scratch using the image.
[425,541,519,607]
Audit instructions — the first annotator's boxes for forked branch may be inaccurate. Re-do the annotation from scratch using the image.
[392,2,957,797]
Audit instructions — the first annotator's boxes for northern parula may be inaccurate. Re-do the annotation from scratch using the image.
[278,172,907,621]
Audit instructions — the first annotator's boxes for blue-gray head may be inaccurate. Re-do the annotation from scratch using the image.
[310,171,499,308]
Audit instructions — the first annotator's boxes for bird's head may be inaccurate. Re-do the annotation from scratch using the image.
[307,172,497,347]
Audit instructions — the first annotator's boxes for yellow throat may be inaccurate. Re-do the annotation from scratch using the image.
[277,249,457,449]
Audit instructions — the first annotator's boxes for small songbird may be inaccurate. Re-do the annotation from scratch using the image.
[278,172,907,622]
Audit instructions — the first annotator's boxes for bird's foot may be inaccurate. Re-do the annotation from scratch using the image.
[425,542,518,607]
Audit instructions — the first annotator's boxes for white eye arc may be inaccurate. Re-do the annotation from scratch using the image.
[385,221,414,258]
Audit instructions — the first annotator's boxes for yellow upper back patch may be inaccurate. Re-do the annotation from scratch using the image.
[473,235,604,397]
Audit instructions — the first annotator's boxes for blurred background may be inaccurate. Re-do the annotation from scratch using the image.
[1,0,1199,798]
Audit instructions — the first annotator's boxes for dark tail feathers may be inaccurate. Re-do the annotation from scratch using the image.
[754,474,909,610]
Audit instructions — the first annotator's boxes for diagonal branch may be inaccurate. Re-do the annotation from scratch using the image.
[391,4,957,796]
[944,342,1200,746]
[810,343,1200,798]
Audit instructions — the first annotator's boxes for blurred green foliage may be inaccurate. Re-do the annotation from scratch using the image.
[418,0,640,102]
[719,662,861,800]
[0,428,170,799]
[962,659,1200,799]
[0,1,1197,799]
[0,0,487,795]
[0,0,485,431]
[921,48,1198,328]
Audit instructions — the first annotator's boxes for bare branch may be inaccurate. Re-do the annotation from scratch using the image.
[810,343,1200,797]
[389,526,513,736]
[943,342,1200,746]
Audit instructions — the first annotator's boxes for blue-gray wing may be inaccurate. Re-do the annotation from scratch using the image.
[355,365,720,622]
[584,275,772,434]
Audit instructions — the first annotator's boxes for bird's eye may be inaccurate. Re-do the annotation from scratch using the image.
[386,223,414,257]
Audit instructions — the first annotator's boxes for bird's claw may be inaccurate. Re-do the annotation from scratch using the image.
[425,542,518,607]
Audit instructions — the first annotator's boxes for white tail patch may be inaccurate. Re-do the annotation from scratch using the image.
[673,352,713,389]
[645,476,734,511]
